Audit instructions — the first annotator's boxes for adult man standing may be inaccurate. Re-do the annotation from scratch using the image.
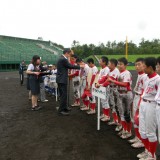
[56,48,84,116]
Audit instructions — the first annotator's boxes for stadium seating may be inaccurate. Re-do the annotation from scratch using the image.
[0,35,63,69]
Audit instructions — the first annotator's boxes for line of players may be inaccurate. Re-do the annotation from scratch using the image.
[68,55,160,160]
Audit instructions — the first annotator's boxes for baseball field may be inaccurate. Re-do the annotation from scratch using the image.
[0,71,160,160]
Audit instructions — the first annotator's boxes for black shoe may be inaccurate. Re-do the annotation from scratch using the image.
[65,107,71,111]
[58,111,70,116]
[31,105,42,111]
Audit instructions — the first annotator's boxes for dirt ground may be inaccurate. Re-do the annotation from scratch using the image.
[0,71,160,160]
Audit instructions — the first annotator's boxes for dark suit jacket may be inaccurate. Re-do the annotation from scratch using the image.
[56,55,80,84]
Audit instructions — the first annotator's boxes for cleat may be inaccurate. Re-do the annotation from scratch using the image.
[139,152,156,160]
[87,109,96,115]
[101,116,110,122]
[100,114,105,119]
[80,106,89,111]
[108,121,117,126]
[131,141,144,148]
[71,102,80,107]
[128,137,138,144]
[115,125,122,132]
[137,151,148,159]
[121,132,132,139]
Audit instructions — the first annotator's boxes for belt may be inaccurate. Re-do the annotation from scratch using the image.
[143,99,156,104]
[135,93,141,96]
[110,86,116,88]
[118,90,128,94]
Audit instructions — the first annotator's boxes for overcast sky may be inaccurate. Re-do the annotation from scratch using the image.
[0,0,160,47]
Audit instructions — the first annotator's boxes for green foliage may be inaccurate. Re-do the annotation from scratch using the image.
[71,38,160,59]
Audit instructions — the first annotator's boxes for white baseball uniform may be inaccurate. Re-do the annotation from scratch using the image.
[155,78,160,143]
[90,66,98,104]
[117,70,133,121]
[108,68,120,112]
[98,66,110,109]
[80,64,90,97]
[133,72,147,127]
[72,69,80,100]
[139,73,160,142]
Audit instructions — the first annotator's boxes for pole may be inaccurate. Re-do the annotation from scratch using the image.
[97,97,100,130]
[125,36,128,59]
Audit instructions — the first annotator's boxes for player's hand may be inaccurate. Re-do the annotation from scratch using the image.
[95,83,100,88]
[34,72,40,76]
[86,86,90,90]
[107,77,113,82]
[80,64,85,68]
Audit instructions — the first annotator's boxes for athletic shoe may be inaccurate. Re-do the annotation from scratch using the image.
[118,130,124,136]
[80,105,85,108]
[139,152,156,160]
[131,141,144,148]
[87,109,96,115]
[80,106,89,111]
[101,116,110,122]
[115,125,122,132]
[100,114,105,119]
[128,137,138,144]
[137,150,148,159]
[121,132,132,139]
[71,102,80,107]
[108,121,117,126]
[41,99,48,102]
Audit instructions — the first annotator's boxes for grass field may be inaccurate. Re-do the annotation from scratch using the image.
[85,54,160,62]
[85,54,160,70]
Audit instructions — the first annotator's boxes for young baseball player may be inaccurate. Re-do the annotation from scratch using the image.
[81,58,98,112]
[93,56,110,117]
[128,58,147,149]
[155,57,160,147]
[77,59,90,109]
[107,57,133,139]
[107,59,120,125]
[137,57,160,160]
[69,57,81,107]
[97,58,120,122]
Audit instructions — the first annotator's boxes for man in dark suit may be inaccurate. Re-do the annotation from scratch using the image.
[56,48,84,116]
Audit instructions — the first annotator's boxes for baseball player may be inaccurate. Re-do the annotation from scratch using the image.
[128,58,147,149]
[69,58,81,107]
[106,59,120,125]
[107,57,133,139]
[77,59,90,109]
[93,56,110,118]
[137,57,160,160]
[81,58,98,112]
[155,57,160,148]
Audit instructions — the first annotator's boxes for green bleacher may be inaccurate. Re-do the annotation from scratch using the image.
[0,35,63,71]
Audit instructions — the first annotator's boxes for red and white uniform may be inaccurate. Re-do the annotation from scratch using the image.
[98,66,110,109]
[133,72,147,126]
[139,73,160,158]
[114,70,133,133]
[80,64,90,96]
[155,82,160,143]
[70,67,81,101]
[109,68,120,111]
[89,66,98,104]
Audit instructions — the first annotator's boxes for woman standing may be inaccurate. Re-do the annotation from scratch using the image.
[26,55,41,110]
